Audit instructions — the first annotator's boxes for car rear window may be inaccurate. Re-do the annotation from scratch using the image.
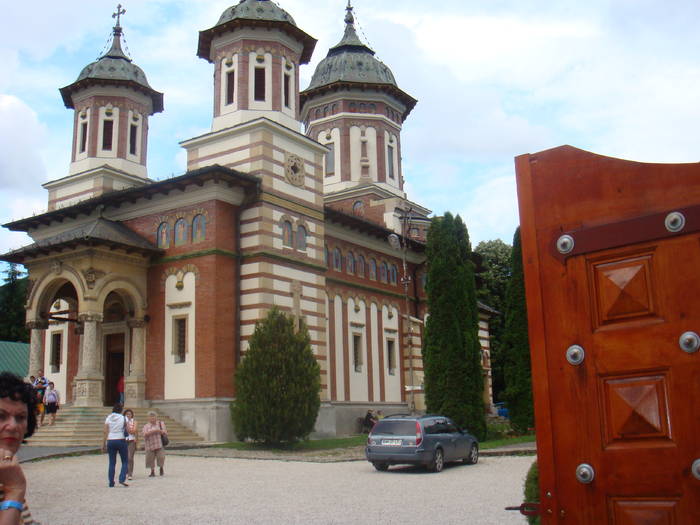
[371,420,416,435]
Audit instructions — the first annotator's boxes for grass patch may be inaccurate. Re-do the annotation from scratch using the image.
[215,435,367,452]
[215,433,535,453]
[480,434,536,450]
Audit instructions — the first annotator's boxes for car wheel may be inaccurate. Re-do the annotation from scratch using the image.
[372,462,389,471]
[465,443,479,465]
[429,448,444,473]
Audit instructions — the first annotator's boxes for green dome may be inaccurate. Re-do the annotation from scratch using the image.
[76,28,153,89]
[217,0,296,26]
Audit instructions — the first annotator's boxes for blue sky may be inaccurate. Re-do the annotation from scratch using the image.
[2,0,700,259]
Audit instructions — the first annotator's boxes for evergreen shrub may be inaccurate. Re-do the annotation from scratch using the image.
[231,307,320,445]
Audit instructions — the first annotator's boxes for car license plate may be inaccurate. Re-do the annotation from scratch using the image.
[381,439,402,446]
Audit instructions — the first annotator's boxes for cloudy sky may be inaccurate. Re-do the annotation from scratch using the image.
[2,0,700,258]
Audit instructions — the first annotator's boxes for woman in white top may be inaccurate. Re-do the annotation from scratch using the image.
[42,382,60,426]
[123,409,137,480]
[101,404,129,488]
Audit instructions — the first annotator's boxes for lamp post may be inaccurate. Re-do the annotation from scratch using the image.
[388,209,415,413]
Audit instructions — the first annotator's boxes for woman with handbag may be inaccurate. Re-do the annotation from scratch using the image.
[140,412,167,477]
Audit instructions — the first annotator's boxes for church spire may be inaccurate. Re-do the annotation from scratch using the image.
[104,4,130,61]
[330,0,369,53]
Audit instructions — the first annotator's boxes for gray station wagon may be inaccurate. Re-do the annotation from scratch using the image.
[365,414,479,472]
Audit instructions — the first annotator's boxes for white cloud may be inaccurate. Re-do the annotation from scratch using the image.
[0,96,48,191]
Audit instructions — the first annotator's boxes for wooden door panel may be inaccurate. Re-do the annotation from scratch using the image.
[516,146,700,523]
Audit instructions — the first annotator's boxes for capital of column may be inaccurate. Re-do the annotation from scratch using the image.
[26,320,49,331]
[78,312,103,323]
[127,318,146,328]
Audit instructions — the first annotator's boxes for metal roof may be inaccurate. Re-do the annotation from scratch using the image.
[0,341,29,377]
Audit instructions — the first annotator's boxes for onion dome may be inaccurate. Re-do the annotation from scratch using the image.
[216,0,296,26]
[301,2,416,118]
[197,0,316,64]
[59,14,163,113]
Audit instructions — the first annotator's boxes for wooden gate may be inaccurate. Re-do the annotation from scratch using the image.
[516,146,700,523]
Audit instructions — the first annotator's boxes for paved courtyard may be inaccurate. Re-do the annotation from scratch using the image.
[23,453,534,524]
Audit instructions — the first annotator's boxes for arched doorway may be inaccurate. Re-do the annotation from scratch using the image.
[102,292,130,406]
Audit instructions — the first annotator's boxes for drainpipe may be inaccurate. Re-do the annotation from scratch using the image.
[235,206,242,366]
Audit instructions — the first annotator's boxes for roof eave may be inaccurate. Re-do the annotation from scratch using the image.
[4,165,260,233]
[59,78,164,114]
[197,19,317,64]
[300,81,417,120]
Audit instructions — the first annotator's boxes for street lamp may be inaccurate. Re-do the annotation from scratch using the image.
[388,209,415,413]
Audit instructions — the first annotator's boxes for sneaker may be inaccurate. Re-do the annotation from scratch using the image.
[127,476,133,480]
[119,482,129,487]
[159,467,164,476]
[149,471,155,477]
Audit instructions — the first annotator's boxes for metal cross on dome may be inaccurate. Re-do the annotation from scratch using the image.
[112,4,126,26]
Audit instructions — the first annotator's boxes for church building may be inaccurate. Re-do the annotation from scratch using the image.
[1,1,494,440]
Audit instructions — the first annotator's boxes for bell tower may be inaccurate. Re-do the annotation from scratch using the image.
[48,5,163,211]
[196,0,316,133]
[300,2,417,198]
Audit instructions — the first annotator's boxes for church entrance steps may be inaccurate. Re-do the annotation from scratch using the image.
[25,407,206,447]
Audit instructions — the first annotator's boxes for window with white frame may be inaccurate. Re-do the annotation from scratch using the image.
[387,339,396,375]
[353,334,363,372]
[50,333,62,373]
[173,316,187,364]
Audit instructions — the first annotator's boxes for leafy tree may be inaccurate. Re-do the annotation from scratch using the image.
[423,213,486,440]
[231,307,320,445]
[474,239,512,402]
[0,264,29,343]
[502,228,534,433]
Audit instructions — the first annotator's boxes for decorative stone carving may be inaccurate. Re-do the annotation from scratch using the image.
[285,153,306,187]
[78,312,104,323]
[51,260,62,275]
[26,320,49,331]
[82,267,106,289]
[127,318,146,328]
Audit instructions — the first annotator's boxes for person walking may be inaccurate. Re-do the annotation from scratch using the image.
[102,403,129,488]
[141,411,167,477]
[116,376,124,405]
[42,382,60,426]
[0,371,40,523]
[32,372,48,427]
[123,409,137,480]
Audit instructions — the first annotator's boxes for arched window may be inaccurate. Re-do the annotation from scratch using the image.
[315,108,321,119]
[296,225,307,251]
[324,244,329,266]
[192,214,206,242]
[333,248,342,271]
[331,103,338,114]
[390,264,398,285]
[357,255,366,277]
[347,252,355,274]
[379,262,388,283]
[369,103,376,113]
[282,221,293,247]
[174,219,187,245]
[421,272,427,290]
[369,258,377,280]
[157,222,169,248]
[323,106,329,117]
[352,200,364,216]
[349,102,357,112]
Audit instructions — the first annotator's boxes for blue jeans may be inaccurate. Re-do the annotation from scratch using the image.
[107,439,128,486]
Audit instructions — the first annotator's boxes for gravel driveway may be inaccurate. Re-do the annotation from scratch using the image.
[23,454,534,524]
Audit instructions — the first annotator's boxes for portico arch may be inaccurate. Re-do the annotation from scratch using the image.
[95,278,148,407]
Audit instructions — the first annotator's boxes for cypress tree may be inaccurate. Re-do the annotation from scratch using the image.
[502,227,534,433]
[231,307,320,445]
[423,213,486,440]
[474,239,512,402]
[0,264,29,343]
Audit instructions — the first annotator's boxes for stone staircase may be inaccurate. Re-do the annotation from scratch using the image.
[25,406,205,447]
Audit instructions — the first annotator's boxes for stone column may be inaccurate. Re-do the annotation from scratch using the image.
[125,319,147,407]
[26,320,48,379]
[73,313,104,407]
